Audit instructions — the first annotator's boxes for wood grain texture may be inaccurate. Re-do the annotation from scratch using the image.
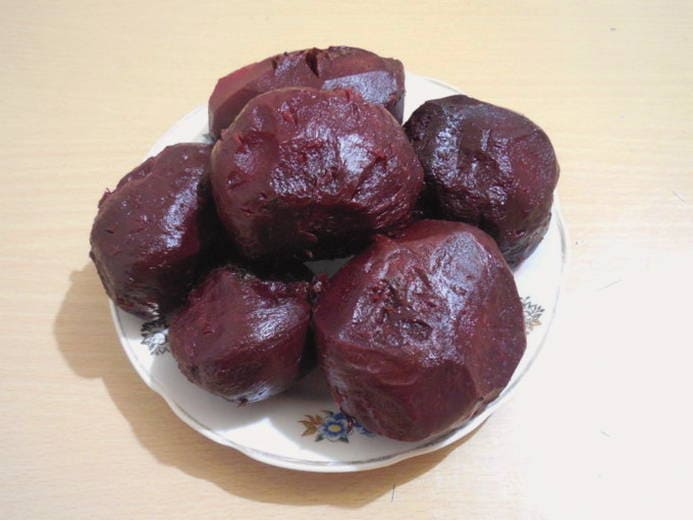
[1,1,692,518]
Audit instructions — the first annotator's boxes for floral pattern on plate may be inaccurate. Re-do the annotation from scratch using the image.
[140,318,169,355]
[299,410,374,442]
[521,296,545,333]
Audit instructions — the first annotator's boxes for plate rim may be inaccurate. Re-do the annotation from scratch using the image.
[109,73,569,472]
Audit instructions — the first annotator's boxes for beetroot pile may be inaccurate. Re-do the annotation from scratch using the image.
[90,46,559,442]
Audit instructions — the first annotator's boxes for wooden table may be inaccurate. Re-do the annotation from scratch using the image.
[2,1,691,518]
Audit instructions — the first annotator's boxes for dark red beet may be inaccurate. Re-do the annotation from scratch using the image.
[404,95,559,266]
[169,265,312,403]
[210,87,424,261]
[89,143,215,319]
[313,220,526,441]
[311,46,404,124]
[208,46,404,136]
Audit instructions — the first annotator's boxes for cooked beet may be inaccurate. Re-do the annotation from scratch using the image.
[208,46,404,136]
[169,265,312,403]
[404,95,559,266]
[210,87,424,261]
[89,143,215,318]
[313,219,526,441]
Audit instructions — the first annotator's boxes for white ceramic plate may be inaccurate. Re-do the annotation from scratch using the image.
[110,73,567,472]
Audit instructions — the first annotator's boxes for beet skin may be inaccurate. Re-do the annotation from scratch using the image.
[313,219,526,441]
[89,143,215,319]
[404,95,559,266]
[209,46,405,136]
[210,87,424,261]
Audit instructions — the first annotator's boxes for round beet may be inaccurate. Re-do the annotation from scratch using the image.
[209,46,405,136]
[169,265,312,403]
[90,143,215,318]
[404,95,559,266]
[313,220,526,441]
[210,87,424,261]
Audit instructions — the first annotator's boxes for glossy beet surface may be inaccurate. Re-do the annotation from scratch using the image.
[90,143,215,318]
[210,87,424,261]
[208,46,405,136]
[404,95,559,266]
[169,266,312,404]
[313,220,526,441]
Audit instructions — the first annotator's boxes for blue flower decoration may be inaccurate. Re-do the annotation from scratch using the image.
[317,411,350,442]
[299,410,377,442]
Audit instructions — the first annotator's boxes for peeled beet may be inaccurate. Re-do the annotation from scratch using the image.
[89,143,215,318]
[404,95,559,266]
[210,87,424,261]
[209,46,405,136]
[313,219,526,441]
[169,265,312,404]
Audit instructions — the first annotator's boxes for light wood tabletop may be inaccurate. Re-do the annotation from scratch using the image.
[2,1,692,518]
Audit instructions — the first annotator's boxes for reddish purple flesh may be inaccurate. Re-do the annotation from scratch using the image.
[89,143,216,318]
[404,95,559,266]
[209,46,405,136]
[210,87,424,261]
[313,219,526,441]
[169,266,312,403]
